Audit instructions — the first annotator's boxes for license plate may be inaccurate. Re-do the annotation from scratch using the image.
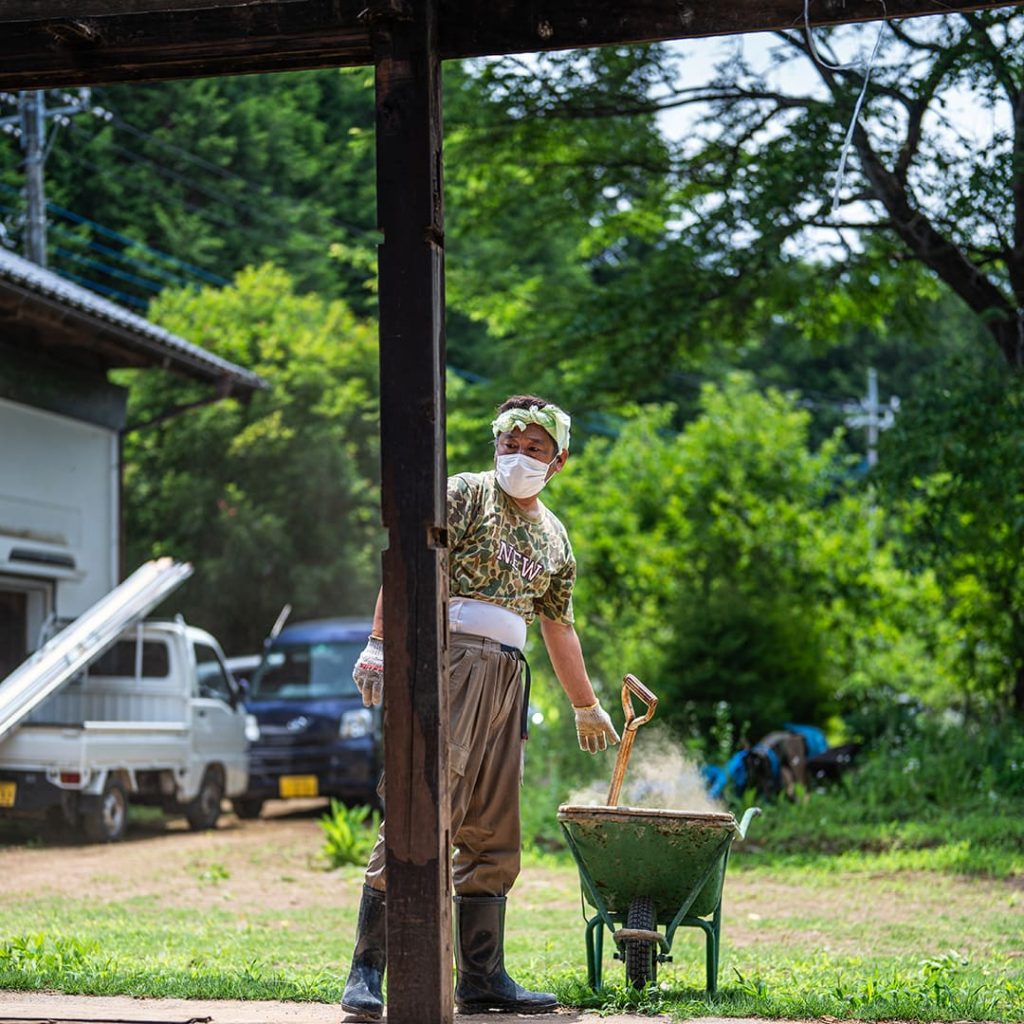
[279,775,318,799]
[0,781,15,808]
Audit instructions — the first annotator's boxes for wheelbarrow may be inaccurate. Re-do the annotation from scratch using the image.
[558,674,760,992]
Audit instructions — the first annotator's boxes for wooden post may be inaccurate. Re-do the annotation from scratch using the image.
[367,0,451,1022]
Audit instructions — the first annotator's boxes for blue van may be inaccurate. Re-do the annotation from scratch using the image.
[234,618,381,819]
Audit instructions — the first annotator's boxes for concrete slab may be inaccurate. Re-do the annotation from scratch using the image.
[0,991,685,1024]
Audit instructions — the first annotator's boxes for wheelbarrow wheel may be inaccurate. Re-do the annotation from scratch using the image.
[624,895,658,989]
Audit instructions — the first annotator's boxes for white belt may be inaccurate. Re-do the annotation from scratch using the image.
[449,597,527,650]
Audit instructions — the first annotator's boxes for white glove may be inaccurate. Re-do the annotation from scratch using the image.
[353,636,384,707]
[574,701,620,753]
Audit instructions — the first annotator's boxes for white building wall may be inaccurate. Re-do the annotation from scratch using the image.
[0,397,118,621]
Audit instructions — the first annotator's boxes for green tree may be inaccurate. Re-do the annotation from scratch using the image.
[878,354,1024,715]
[552,378,951,741]
[0,71,379,311]
[121,264,382,652]
[443,44,993,420]
[666,242,983,446]
[2,52,986,421]
[647,12,1024,369]
[444,48,776,407]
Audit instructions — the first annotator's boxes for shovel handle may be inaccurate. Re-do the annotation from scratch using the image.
[606,674,658,807]
[621,673,658,732]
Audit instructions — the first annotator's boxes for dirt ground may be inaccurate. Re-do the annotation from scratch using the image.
[0,799,1010,957]
[0,800,335,914]
[1,799,1016,1023]
[2,802,679,1019]
[0,804,676,1021]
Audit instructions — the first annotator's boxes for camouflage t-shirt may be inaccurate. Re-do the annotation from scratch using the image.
[447,471,575,625]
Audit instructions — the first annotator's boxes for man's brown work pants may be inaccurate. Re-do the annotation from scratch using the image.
[363,633,524,897]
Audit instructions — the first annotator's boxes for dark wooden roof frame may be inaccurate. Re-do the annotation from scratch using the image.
[0,1,1020,87]
[7,3,1022,1023]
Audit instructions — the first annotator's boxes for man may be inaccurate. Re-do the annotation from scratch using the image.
[342,395,620,1019]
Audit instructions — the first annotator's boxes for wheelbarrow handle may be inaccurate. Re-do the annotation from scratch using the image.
[621,673,658,733]
[607,674,658,807]
[737,806,762,840]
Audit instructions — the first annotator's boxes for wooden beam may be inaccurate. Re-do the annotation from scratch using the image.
[0,1,373,88]
[443,0,1024,58]
[371,0,452,1021]
[0,0,301,19]
[0,0,1020,88]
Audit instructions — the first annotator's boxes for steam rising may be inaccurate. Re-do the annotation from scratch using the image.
[566,726,724,814]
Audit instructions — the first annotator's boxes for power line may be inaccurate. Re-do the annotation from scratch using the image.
[9,121,294,251]
[97,106,242,183]
[48,200,227,284]
[56,266,149,309]
[84,96,381,245]
[0,183,229,285]
[47,223,195,290]
[53,245,166,295]
[0,200,193,292]
[59,148,251,236]
[0,90,284,283]
[0,186,228,290]
[2,202,202,291]
[1,87,381,308]
[0,194,230,314]
[65,120,292,232]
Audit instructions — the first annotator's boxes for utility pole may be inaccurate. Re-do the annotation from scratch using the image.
[0,88,95,267]
[843,367,900,468]
[20,90,47,266]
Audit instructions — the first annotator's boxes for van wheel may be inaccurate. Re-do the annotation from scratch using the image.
[82,778,128,843]
[186,768,224,831]
[233,797,264,820]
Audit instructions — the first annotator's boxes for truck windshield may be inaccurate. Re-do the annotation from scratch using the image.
[248,641,361,699]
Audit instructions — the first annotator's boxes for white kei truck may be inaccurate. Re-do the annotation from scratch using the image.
[0,559,250,842]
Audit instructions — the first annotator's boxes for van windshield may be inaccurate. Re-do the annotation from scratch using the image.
[249,641,361,700]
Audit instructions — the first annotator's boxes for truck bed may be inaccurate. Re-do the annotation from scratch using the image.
[0,720,191,773]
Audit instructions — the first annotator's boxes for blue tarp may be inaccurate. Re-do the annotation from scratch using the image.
[784,722,829,758]
[702,723,827,796]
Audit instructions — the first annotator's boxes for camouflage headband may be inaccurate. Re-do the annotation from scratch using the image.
[491,404,571,453]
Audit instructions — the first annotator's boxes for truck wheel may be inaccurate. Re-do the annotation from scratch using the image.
[233,797,264,820]
[624,895,658,989]
[82,778,128,843]
[186,768,225,831]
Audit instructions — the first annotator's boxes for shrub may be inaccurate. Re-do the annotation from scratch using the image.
[741,714,1024,870]
[318,800,380,869]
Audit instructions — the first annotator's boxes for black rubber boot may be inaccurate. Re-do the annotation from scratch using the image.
[454,894,558,1014]
[341,885,386,1020]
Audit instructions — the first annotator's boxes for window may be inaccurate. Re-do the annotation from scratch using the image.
[0,576,52,675]
[195,643,233,701]
[249,641,361,700]
[90,639,171,678]
[0,590,27,680]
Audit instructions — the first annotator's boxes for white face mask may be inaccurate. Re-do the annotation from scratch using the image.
[495,453,555,499]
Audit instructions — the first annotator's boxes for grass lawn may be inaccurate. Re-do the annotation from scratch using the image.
[1,806,1021,1021]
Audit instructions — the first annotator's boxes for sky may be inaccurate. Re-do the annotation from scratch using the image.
[656,17,1008,147]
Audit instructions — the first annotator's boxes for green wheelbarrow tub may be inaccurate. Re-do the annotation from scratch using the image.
[558,804,759,993]
[557,805,740,921]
